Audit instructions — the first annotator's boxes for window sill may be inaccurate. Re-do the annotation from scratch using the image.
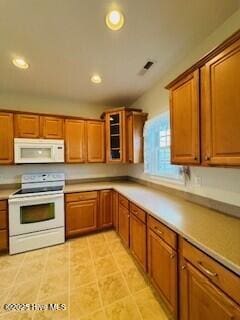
[144,173,185,187]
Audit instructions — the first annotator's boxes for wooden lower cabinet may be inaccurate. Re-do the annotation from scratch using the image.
[112,191,119,231]
[148,228,178,318]
[99,190,112,228]
[66,193,98,238]
[130,212,147,271]
[118,204,130,247]
[0,200,8,251]
[180,260,240,320]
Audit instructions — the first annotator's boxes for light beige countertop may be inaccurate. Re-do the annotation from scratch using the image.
[65,181,240,275]
[1,181,240,275]
[0,188,18,200]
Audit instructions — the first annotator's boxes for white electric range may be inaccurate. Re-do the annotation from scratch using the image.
[8,173,65,254]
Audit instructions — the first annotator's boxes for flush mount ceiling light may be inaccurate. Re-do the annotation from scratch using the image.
[105,10,124,31]
[91,74,102,84]
[12,57,29,69]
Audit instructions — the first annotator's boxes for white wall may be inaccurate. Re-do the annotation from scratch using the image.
[0,92,129,184]
[130,9,240,207]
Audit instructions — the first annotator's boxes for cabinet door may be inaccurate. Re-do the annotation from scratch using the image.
[99,190,112,228]
[112,191,119,231]
[180,260,240,320]
[130,213,147,271]
[87,121,105,163]
[148,229,177,317]
[65,119,86,163]
[15,114,40,138]
[41,116,64,139]
[202,39,240,166]
[118,204,130,247]
[0,112,13,164]
[170,70,200,164]
[0,230,8,251]
[66,199,98,238]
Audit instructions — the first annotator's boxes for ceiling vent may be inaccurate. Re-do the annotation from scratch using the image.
[138,60,155,76]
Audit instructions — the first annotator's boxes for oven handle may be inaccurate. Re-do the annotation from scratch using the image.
[9,193,63,204]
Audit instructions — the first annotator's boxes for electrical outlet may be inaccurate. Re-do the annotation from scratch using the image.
[194,176,202,187]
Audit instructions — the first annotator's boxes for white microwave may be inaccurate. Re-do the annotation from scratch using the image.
[14,138,65,164]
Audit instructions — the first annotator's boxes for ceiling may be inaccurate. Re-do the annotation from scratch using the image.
[0,0,239,106]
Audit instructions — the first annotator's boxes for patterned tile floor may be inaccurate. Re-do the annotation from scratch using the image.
[0,230,171,320]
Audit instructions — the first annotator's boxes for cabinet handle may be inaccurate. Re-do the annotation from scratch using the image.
[205,155,210,161]
[154,227,163,235]
[133,210,138,215]
[181,265,186,270]
[197,261,217,277]
[170,253,175,259]
[194,156,198,161]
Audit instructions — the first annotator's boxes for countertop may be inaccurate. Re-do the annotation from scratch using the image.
[1,181,240,275]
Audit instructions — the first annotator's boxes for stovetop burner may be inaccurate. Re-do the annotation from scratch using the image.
[13,185,63,195]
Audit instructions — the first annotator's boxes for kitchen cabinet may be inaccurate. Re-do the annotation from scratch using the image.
[65,191,98,238]
[0,112,14,164]
[0,200,8,251]
[201,38,240,166]
[148,216,178,318]
[41,116,64,139]
[15,114,40,138]
[118,195,130,247]
[65,119,86,163]
[86,121,105,163]
[112,191,119,231]
[103,107,147,164]
[130,205,147,271]
[170,70,200,165]
[99,190,112,228]
[127,112,148,163]
[180,239,240,320]
[167,31,240,167]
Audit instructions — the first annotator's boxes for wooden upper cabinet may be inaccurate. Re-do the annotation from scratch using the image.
[180,260,240,320]
[41,116,64,139]
[127,112,148,164]
[15,114,40,138]
[0,112,13,164]
[202,38,240,166]
[99,190,112,228]
[170,70,200,165]
[87,121,105,163]
[148,228,178,317]
[65,119,86,163]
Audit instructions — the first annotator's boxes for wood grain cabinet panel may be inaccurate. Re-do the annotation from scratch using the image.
[66,198,98,238]
[87,121,105,163]
[170,70,200,165]
[202,38,240,166]
[0,230,8,251]
[118,204,130,248]
[99,190,113,228]
[130,212,147,271]
[15,114,40,138]
[0,112,13,164]
[41,116,64,139]
[112,191,119,231]
[180,260,240,320]
[148,228,178,318]
[65,119,86,163]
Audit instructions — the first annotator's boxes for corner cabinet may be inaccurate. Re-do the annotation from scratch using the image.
[103,108,148,163]
[0,112,14,164]
[167,31,240,167]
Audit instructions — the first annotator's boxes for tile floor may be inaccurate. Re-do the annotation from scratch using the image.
[0,230,171,320]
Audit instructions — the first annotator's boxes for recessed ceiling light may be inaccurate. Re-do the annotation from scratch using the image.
[12,57,29,69]
[106,10,124,31]
[91,74,102,84]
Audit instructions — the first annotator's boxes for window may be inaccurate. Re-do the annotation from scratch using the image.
[144,111,182,181]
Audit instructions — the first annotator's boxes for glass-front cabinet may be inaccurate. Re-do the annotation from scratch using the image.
[106,111,124,162]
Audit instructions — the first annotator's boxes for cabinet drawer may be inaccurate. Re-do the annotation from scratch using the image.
[181,238,240,304]
[65,191,98,203]
[0,210,7,229]
[130,203,146,223]
[119,194,129,209]
[0,200,7,211]
[148,215,177,249]
[0,230,8,250]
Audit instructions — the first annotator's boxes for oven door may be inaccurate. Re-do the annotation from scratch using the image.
[8,194,64,236]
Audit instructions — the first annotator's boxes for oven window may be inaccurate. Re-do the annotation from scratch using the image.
[20,203,55,224]
[21,148,52,159]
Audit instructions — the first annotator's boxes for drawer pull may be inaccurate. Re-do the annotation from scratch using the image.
[197,261,217,277]
[154,227,163,235]
[133,210,138,214]
[170,253,175,259]
[181,265,186,270]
